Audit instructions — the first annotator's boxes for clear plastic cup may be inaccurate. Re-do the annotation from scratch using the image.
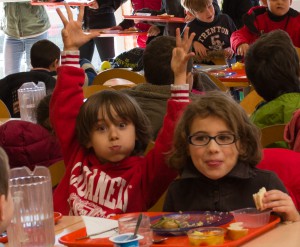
[118,214,153,247]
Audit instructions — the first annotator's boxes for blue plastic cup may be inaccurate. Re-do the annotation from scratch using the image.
[109,233,144,247]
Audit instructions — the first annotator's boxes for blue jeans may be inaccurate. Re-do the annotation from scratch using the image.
[3,32,48,76]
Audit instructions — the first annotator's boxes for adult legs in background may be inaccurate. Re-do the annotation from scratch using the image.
[94,37,115,61]
[80,12,116,64]
[79,39,95,61]
[3,32,48,76]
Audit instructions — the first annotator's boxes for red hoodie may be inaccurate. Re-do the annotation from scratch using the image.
[50,51,189,217]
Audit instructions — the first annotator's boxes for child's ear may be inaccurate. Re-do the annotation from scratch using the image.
[49,59,59,71]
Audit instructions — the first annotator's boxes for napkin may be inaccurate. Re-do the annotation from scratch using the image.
[82,216,118,239]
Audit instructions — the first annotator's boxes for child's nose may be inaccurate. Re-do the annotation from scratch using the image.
[109,126,119,140]
[206,139,220,152]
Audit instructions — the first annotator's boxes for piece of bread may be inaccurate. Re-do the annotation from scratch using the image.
[227,222,249,240]
[253,187,267,210]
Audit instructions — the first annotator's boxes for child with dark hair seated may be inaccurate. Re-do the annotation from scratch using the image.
[164,91,300,222]
[245,29,300,129]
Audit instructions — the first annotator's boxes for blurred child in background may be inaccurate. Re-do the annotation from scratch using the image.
[181,0,236,65]
[245,29,300,129]
[231,0,300,57]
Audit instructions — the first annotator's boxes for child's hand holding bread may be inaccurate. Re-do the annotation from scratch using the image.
[253,187,300,222]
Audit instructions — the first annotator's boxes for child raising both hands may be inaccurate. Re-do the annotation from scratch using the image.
[51,4,195,217]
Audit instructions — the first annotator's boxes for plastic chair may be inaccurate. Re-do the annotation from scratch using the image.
[83,85,115,98]
[0,99,11,118]
[205,72,229,92]
[240,90,263,116]
[48,160,66,188]
[260,124,286,148]
[92,68,146,85]
[148,190,167,212]
[257,148,300,210]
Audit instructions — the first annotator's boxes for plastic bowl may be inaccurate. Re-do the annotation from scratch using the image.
[231,208,271,228]
[187,227,225,246]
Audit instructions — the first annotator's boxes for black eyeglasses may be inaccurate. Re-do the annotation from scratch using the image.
[188,133,238,146]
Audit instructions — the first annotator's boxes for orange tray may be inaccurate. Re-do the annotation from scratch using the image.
[58,212,280,247]
[123,15,185,23]
[217,68,248,82]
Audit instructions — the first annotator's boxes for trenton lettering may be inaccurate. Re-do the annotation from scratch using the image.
[70,162,129,212]
[198,26,229,42]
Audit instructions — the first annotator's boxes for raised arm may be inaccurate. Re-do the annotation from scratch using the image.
[172,27,195,85]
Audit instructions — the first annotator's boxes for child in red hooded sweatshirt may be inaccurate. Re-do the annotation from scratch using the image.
[51,4,195,217]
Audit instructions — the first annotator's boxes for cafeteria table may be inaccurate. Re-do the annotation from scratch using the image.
[1,214,289,247]
[3,212,300,246]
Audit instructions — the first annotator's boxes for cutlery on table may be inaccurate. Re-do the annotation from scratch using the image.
[76,227,119,240]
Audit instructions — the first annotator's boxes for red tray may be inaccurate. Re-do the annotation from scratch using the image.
[123,15,185,23]
[58,213,280,247]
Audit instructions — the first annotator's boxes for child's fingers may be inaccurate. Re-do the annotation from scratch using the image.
[77,5,85,23]
[64,3,74,21]
[175,28,181,47]
[182,27,190,43]
[185,32,195,51]
[56,8,68,26]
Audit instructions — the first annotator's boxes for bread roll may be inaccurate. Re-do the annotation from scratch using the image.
[253,187,267,210]
[227,222,249,240]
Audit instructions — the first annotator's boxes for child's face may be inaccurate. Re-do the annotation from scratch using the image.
[0,190,14,233]
[188,115,239,180]
[192,1,215,23]
[87,108,136,163]
[267,0,291,16]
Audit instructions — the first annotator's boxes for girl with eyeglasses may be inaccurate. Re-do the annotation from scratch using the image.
[163,91,300,222]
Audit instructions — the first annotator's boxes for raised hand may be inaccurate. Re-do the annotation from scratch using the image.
[56,4,100,51]
[171,27,195,85]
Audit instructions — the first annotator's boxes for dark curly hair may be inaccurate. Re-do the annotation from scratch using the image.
[168,91,262,172]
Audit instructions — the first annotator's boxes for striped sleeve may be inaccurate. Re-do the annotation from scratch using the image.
[171,84,190,102]
[61,50,80,68]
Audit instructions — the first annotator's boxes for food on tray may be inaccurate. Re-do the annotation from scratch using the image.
[151,216,203,229]
[158,13,175,17]
[231,61,245,70]
[227,222,249,240]
[187,227,225,246]
[253,187,267,210]
[211,72,226,78]
[125,27,139,31]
